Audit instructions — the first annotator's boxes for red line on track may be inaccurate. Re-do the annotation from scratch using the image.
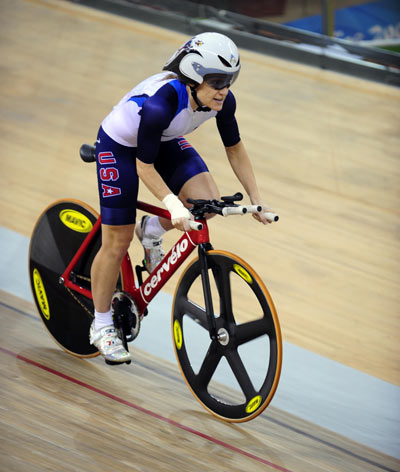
[0,346,293,472]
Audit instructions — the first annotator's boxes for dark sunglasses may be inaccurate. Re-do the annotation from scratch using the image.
[204,73,238,90]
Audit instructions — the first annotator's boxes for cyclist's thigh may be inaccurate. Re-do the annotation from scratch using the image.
[95,127,138,226]
[178,172,219,206]
[154,137,218,200]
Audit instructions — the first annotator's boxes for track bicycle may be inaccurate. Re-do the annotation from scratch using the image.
[28,144,282,423]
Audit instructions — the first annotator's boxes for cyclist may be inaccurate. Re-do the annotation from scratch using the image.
[90,32,274,362]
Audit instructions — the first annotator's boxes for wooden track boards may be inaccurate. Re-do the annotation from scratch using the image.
[1,0,399,384]
[1,290,399,472]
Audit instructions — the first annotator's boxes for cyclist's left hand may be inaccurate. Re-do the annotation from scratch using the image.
[252,204,275,225]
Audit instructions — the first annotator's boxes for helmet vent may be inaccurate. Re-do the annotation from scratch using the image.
[217,55,232,68]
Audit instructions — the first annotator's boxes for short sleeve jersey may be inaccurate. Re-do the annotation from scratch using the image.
[101,72,240,164]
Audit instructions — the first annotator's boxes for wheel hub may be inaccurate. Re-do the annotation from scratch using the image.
[217,327,229,346]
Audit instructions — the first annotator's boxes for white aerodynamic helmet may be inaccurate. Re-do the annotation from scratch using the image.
[163,32,241,90]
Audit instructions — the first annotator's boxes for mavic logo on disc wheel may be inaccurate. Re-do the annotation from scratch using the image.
[33,268,50,320]
[59,209,93,233]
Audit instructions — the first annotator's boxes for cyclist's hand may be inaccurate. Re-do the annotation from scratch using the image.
[162,194,193,232]
[172,216,192,232]
[253,204,275,225]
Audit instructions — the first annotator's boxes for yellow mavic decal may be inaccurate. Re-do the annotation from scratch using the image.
[173,319,183,350]
[246,395,262,414]
[233,263,253,284]
[59,209,93,233]
[33,268,50,320]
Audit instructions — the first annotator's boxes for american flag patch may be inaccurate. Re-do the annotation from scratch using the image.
[177,137,192,150]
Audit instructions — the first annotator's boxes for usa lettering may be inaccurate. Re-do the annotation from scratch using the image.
[100,167,119,181]
[98,152,116,165]
[98,151,121,197]
[102,183,121,198]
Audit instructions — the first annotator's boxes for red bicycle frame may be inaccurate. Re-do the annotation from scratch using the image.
[60,200,210,316]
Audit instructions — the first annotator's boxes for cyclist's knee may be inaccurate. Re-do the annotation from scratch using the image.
[101,224,134,259]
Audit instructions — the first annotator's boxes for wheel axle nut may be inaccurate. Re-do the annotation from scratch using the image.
[217,328,229,346]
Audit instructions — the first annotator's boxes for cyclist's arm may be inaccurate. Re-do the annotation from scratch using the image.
[217,93,273,224]
[137,161,191,231]
[136,87,191,230]
[136,95,174,199]
[225,140,260,203]
[136,84,176,166]
[136,160,169,201]
[225,140,273,224]
[216,91,241,147]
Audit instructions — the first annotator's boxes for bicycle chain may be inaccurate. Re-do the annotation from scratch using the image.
[64,275,137,320]
[65,274,93,317]
[75,274,91,283]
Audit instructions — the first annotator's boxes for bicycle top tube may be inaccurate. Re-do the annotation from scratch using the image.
[136,200,170,220]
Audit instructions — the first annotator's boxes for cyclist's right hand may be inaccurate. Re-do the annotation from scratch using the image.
[172,216,192,232]
[162,194,193,232]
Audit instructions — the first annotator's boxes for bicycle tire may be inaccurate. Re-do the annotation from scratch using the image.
[172,250,282,422]
[29,199,101,358]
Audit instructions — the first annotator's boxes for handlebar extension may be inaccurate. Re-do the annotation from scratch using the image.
[189,221,203,231]
[264,212,279,222]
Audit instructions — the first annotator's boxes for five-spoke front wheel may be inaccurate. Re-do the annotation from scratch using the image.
[172,250,282,422]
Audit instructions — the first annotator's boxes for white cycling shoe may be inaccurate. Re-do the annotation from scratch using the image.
[135,215,165,273]
[89,322,132,363]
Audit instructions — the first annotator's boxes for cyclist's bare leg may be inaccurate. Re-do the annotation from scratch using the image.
[159,171,219,231]
[90,224,135,312]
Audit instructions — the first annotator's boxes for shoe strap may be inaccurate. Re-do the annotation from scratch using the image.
[141,236,162,248]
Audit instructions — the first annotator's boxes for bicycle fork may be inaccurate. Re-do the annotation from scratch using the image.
[198,243,220,342]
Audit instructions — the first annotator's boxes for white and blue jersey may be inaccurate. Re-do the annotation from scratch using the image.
[96,71,241,225]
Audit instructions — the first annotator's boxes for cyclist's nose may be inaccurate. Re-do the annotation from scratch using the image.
[217,87,229,97]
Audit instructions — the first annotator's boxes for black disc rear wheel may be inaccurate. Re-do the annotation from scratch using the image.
[29,199,101,357]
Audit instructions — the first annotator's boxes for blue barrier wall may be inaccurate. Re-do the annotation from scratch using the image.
[285,0,400,41]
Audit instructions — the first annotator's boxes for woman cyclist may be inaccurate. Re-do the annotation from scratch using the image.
[90,32,275,363]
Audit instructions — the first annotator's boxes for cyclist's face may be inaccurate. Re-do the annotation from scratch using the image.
[194,81,229,111]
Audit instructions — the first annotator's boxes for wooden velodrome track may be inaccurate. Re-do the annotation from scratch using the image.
[1,0,399,471]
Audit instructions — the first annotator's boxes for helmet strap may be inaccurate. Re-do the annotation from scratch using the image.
[189,86,211,112]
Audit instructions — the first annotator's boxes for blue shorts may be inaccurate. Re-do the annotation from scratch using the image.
[95,127,208,225]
